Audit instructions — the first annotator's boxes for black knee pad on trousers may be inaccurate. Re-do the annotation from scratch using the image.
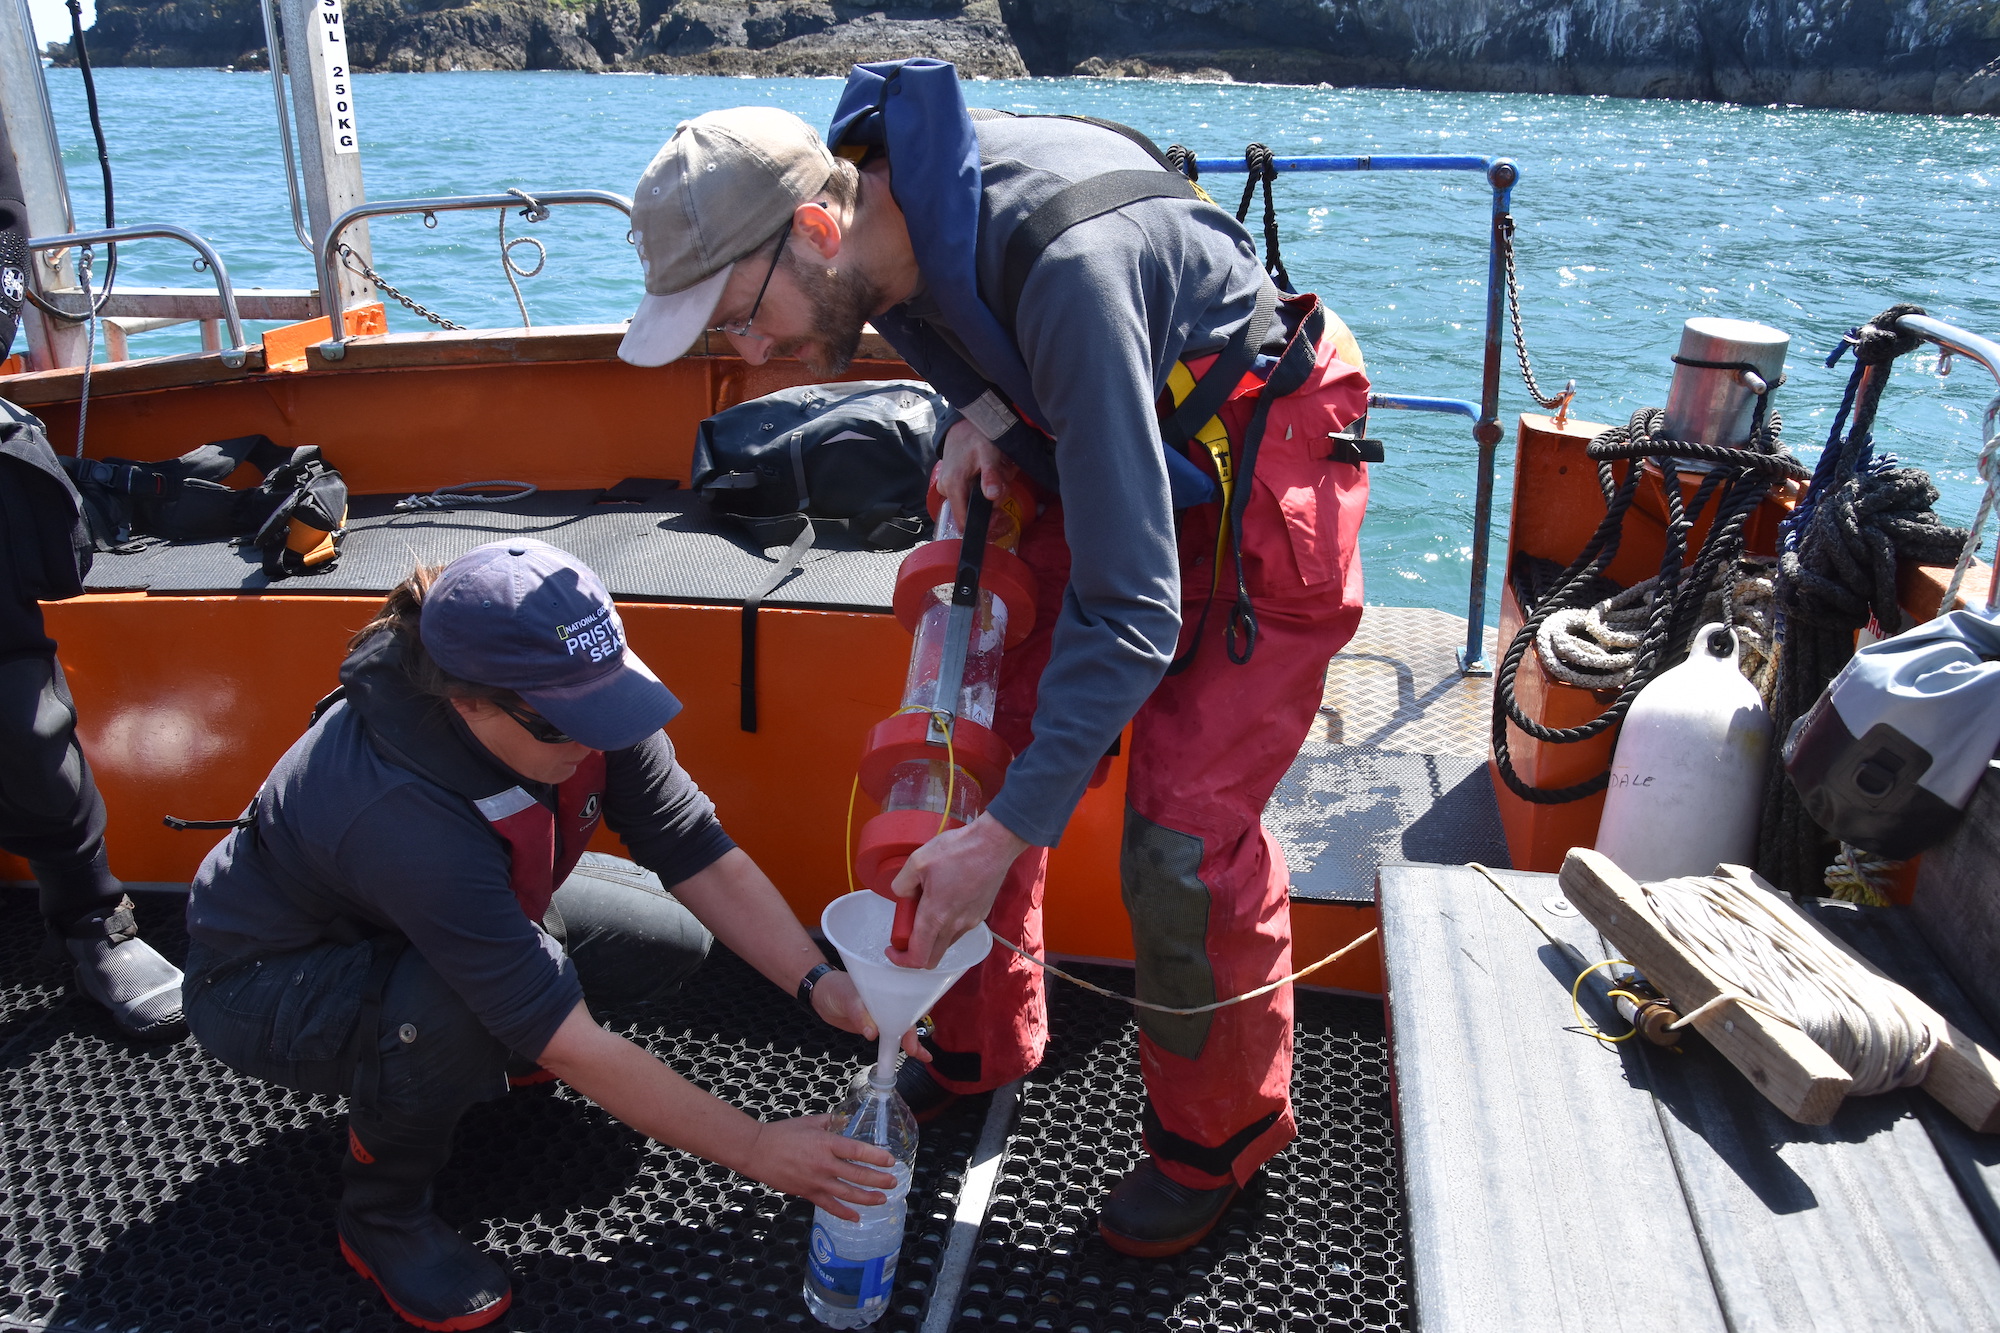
[1119,807,1218,1061]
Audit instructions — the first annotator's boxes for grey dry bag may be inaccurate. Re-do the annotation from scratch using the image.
[1785,605,2000,859]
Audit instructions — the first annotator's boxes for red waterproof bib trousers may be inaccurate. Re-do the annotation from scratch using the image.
[925,323,1369,1190]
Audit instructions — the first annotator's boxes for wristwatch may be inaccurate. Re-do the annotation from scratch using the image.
[796,962,834,1013]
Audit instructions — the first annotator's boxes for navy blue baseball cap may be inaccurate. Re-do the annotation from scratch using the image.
[421,539,682,751]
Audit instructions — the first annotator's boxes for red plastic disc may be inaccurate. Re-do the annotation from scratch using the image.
[856,712,1012,806]
[892,540,1037,648]
[855,808,963,895]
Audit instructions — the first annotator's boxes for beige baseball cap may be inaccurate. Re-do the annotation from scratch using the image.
[619,106,838,367]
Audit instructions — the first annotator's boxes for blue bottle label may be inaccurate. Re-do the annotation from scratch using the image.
[807,1222,898,1309]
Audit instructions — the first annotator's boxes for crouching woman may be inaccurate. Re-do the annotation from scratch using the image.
[182,538,911,1330]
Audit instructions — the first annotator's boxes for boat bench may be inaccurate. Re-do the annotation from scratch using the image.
[1378,860,2000,1331]
[79,483,904,612]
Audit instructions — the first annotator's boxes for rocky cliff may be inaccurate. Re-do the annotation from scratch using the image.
[60,0,2000,114]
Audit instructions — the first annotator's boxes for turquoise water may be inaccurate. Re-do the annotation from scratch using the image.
[31,68,2000,619]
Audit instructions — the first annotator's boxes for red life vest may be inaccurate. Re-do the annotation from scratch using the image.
[471,752,607,922]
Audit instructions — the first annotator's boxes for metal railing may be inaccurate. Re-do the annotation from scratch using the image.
[1193,153,1518,675]
[1891,312,2000,612]
[25,223,255,368]
[313,190,634,360]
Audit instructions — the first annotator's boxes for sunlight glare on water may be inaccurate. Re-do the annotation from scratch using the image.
[33,69,1999,619]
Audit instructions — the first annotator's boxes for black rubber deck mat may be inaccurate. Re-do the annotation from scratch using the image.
[945,962,1410,1333]
[81,490,903,613]
[0,890,978,1333]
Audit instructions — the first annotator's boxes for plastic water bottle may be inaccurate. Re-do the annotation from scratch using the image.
[803,1067,918,1328]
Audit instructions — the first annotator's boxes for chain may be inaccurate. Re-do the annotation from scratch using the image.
[1500,214,1574,414]
[337,242,464,331]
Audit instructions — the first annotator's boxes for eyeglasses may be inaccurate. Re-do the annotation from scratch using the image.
[713,217,793,338]
[497,700,574,746]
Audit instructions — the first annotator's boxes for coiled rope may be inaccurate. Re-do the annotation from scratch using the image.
[1536,557,1777,694]
[1492,406,1809,804]
[1757,305,1970,895]
[1636,872,1936,1095]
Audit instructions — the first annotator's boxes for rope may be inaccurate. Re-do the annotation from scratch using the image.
[498,189,548,330]
[74,248,96,459]
[1637,872,1936,1095]
[1938,392,2000,614]
[1233,144,1292,293]
[1757,305,1969,894]
[1498,215,1573,413]
[26,0,117,325]
[1823,843,1905,909]
[1491,407,1807,804]
[1536,558,1777,695]
[392,480,536,512]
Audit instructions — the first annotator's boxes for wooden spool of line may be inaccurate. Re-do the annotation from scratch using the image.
[1559,848,2000,1131]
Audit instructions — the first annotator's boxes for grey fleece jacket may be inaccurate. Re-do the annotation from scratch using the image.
[896,113,1272,847]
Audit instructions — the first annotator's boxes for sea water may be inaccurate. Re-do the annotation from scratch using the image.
[27,66,2000,619]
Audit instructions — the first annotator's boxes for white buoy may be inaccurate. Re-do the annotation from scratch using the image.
[820,893,992,1085]
[1594,623,1774,881]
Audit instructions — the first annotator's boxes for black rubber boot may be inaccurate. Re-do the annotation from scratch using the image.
[895,1055,965,1125]
[1097,1159,1242,1258]
[338,1111,511,1331]
[52,895,186,1041]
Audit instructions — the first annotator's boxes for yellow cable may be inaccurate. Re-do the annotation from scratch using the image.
[1571,958,1638,1044]
[844,773,862,895]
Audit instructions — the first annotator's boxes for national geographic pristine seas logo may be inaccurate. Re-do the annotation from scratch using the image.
[555,603,623,663]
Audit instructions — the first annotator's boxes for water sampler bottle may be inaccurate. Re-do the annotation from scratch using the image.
[802,481,1035,1326]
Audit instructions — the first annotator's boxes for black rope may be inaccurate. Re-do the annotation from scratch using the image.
[1165,145,1199,182]
[1490,407,1804,804]
[29,1,117,323]
[1233,144,1292,294]
[1755,303,1967,894]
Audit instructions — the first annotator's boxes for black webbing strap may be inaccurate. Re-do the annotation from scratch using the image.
[1000,170,1201,325]
[349,934,409,1115]
[739,521,816,733]
[1161,285,1277,452]
[1223,302,1322,664]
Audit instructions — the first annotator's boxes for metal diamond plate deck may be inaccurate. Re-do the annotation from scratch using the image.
[1313,607,1495,760]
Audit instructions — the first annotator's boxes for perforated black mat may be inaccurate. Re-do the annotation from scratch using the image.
[0,891,977,1333]
[0,895,1406,1332]
[81,489,902,613]
[946,962,1411,1333]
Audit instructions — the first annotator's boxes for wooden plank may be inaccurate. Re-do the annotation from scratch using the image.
[1560,849,1851,1123]
[0,347,269,406]
[1712,865,2000,1134]
[1641,1022,2000,1330]
[1379,862,1728,1333]
[299,325,907,372]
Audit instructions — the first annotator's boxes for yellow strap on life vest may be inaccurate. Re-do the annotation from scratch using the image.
[1166,361,1234,593]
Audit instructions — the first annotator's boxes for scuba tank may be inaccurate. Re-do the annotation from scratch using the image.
[1785,606,2000,859]
[1594,623,1773,881]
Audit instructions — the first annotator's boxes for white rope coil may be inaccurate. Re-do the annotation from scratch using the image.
[1639,873,1936,1095]
[1534,558,1777,695]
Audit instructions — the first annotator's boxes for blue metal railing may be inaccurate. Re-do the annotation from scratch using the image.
[1189,153,1518,675]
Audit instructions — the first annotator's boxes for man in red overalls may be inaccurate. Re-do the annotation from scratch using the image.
[617,73,1369,1254]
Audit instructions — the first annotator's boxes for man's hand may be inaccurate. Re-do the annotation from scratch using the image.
[888,813,1030,969]
[811,970,930,1062]
[938,417,1018,524]
[746,1115,898,1221]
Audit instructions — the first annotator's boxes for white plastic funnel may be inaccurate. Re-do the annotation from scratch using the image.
[822,892,992,1084]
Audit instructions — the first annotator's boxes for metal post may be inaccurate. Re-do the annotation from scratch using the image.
[1460,159,1519,677]
[277,0,371,307]
[0,0,88,369]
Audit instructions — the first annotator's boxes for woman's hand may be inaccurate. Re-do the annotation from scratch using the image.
[747,1115,899,1221]
[937,417,1018,524]
[812,970,930,1062]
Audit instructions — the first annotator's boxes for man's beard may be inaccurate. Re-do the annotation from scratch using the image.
[775,248,879,377]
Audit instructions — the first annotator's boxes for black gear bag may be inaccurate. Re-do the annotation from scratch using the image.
[690,379,945,552]
[58,433,348,580]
